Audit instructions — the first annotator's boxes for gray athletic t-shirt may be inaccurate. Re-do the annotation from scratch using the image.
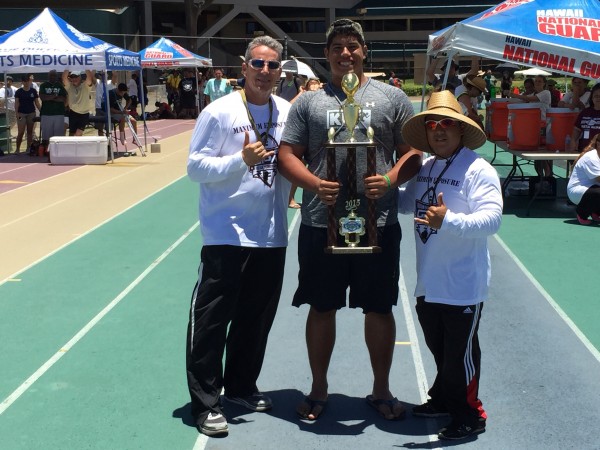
[282,78,414,227]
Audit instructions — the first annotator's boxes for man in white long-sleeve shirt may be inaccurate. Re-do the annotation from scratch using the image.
[399,90,503,441]
[185,35,290,438]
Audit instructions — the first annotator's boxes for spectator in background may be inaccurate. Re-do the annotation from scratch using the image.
[109,82,136,146]
[483,70,494,101]
[455,75,486,130]
[559,77,590,110]
[29,74,40,92]
[570,83,600,152]
[95,71,117,137]
[427,58,462,92]
[522,77,535,96]
[38,70,68,149]
[63,69,94,136]
[166,69,181,111]
[500,71,513,98]
[203,68,232,105]
[276,69,302,101]
[388,71,396,85]
[14,74,41,154]
[127,73,139,115]
[150,101,175,120]
[547,79,561,107]
[567,133,600,225]
[178,68,198,119]
[0,76,18,126]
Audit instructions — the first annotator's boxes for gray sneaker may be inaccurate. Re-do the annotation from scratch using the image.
[199,412,228,437]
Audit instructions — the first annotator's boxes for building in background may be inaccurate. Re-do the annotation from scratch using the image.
[0,0,498,82]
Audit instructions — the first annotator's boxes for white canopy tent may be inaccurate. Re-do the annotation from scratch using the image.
[0,8,143,159]
[425,0,600,93]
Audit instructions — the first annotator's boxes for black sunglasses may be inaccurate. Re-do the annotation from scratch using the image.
[248,59,281,71]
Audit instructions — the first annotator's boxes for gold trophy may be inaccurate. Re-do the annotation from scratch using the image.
[325,73,380,254]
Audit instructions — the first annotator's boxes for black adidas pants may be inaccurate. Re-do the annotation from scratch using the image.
[416,296,486,427]
[186,245,286,425]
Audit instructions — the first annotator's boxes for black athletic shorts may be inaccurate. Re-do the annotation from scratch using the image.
[68,110,90,134]
[292,223,401,314]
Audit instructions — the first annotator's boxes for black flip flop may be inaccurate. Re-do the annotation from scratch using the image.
[297,396,327,421]
[366,395,406,420]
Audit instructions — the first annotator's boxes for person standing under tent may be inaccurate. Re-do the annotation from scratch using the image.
[38,70,67,150]
[186,35,290,437]
[95,71,117,137]
[127,73,139,116]
[0,76,18,128]
[63,69,94,136]
[505,75,552,177]
[559,77,590,111]
[178,68,198,119]
[569,83,600,152]
[108,83,137,149]
[278,18,421,422]
[14,75,41,154]
[203,68,232,105]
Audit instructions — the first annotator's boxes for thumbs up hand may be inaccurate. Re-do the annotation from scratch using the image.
[414,192,447,230]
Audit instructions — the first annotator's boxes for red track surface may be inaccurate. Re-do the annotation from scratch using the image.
[0,119,196,194]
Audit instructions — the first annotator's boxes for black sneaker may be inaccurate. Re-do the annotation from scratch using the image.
[225,392,273,412]
[199,412,228,437]
[412,400,450,418]
[438,421,485,440]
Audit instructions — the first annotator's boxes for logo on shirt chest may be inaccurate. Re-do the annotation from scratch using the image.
[326,108,372,129]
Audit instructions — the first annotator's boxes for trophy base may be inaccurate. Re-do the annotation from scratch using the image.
[325,246,382,255]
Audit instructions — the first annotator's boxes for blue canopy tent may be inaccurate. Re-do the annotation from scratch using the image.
[0,8,143,159]
[425,0,600,90]
[140,37,212,115]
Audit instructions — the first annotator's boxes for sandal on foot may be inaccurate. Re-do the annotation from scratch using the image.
[366,395,406,420]
[297,396,327,421]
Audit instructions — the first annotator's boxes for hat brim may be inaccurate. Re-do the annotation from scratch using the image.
[402,107,487,153]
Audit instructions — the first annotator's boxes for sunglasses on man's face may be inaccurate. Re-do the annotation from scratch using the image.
[424,118,459,130]
[247,59,281,71]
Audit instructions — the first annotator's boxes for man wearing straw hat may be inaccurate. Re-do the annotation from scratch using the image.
[399,90,503,440]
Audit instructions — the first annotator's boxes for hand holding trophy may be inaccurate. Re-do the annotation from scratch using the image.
[325,72,379,254]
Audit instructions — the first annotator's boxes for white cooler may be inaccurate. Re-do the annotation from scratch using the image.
[49,136,108,165]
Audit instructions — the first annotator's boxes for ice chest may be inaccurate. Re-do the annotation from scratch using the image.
[49,136,108,165]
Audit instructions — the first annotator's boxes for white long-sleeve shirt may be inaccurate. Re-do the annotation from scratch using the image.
[187,92,291,247]
[399,148,503,306]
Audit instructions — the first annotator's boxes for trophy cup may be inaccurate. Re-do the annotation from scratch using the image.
[325,72,380,254]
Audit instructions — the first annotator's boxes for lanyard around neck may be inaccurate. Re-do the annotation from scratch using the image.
[239,89,273,144]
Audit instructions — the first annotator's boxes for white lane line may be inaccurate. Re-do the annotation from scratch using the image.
[494,235,600,363]
[191,208,301,449]
[0,221,199,416]
[399,267,442,447]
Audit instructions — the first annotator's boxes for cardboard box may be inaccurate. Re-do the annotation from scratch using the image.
[49,136,108,165]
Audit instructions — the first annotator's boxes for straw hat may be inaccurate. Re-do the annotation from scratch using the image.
[401,90,487,153]
[467,76,487,93]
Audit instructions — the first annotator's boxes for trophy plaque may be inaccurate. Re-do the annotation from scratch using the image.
[325,72,381,254]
